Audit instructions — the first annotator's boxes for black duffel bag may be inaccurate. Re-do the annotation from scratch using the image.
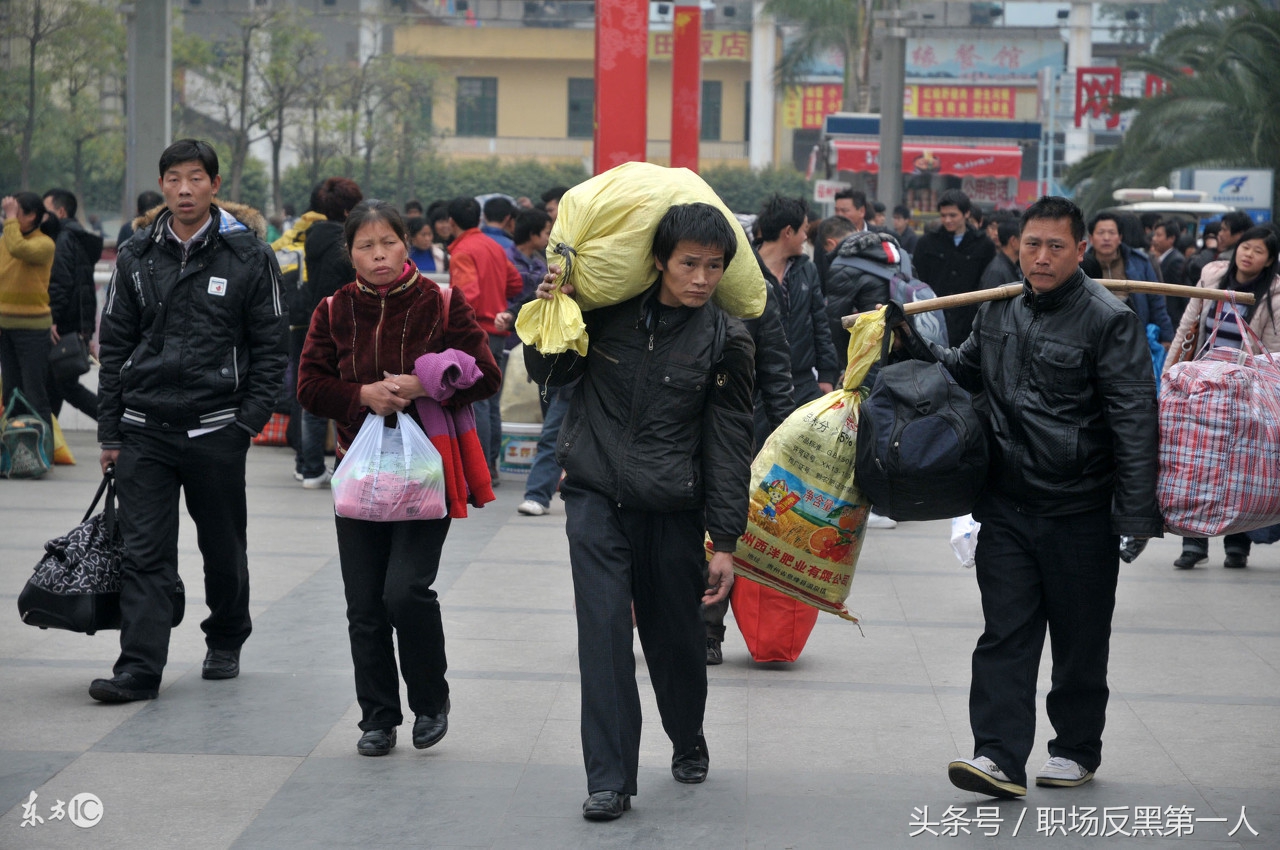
[18,469,185,635]
[855,315,988,522]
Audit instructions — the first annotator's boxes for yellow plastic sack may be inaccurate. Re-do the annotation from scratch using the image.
[713,308,887,621]
[51,415,75,465]
[516,162,767,355]
[498,344,544,425]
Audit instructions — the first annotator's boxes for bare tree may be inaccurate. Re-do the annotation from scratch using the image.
[254,20,323,214]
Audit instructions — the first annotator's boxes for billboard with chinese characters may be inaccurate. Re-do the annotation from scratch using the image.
[782,84,844,129]
[649,30,750,61]
[906,38,1063,81]
[906,85,1019,120]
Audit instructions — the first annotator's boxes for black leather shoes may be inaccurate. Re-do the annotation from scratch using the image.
[672,734,710,784]
[202,648,240,680]
[89,673,158,703]
[582,791,630,821]
[357,728,396,756]
[412,697,451,749]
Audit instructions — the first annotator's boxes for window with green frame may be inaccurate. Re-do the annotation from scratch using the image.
[567,78,594,138]
[456,77,497,137]
[701,80,722,141]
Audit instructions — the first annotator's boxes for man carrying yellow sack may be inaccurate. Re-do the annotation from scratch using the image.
[525,203,755,822]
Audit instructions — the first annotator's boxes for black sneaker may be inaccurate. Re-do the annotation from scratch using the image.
[1224,552,1249,569]
[1173,551,1207,570]
[89,673,159,703]
[706,637,723,666]
[672,735,710,784]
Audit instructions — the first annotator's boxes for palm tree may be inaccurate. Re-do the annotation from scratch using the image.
[764,0,879,113]
[1067,0,1280,214]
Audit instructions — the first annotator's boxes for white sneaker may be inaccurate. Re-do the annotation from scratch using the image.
[1035,756,1095,788]
[517,500,548,516]
[866,511,898,529]
[301,469,332,489]
[293,471,304,482]
[948,756,1027,798]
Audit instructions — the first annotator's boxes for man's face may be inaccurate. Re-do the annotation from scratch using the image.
[159,161,220,231]
[531,221,552,254]
[1090,219,1121,259]
[1019,217,1085,294]
[785,220,809,255]
[654,240,726,309]
[985,220,999,244]
[938,205,966,235]
[834,198,865,228]
[1150,225,1175,255]
[545,198,559,222]
[42,197,67,220]
[872,210,886,227]
[893,214,909,234]
[1218,223,1240,250]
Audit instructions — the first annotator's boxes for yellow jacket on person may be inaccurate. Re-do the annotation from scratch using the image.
[0,218,56,330]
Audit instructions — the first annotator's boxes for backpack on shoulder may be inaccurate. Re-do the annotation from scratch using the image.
[855,321,988,522]
[1,389,51,479]
[829,254,949,348]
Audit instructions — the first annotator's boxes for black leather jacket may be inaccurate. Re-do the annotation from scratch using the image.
[760,252,839,396]
[743,279,794,439]
[525,285,756,550]
[904,270,1162,535]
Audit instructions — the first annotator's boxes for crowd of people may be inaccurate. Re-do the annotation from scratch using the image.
[5,139,1279,823]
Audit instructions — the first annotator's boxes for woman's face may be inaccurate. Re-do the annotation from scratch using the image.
[410,227,434,251]
[349,219,408,287]
[1234,238,1273,280]
[16,205,38,233]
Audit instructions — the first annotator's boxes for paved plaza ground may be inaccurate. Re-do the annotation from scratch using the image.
[1,427,1277,848]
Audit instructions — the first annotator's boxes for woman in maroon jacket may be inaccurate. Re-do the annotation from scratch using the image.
[297,200,500,756]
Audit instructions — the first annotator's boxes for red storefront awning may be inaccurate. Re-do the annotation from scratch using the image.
[832,140,1022,179]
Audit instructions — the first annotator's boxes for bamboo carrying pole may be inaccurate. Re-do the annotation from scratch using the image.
[840,279,1256,328]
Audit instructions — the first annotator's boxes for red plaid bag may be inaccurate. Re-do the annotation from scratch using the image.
[252,412,291,447]
[1158,303,1280,536]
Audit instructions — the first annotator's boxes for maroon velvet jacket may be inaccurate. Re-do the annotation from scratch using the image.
[297,263,501,456]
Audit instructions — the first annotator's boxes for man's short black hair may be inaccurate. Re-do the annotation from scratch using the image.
[1221,210,1253,236]
[652,203,737,268]
[936,189,971,216]
[42,188,77,219]
[448,196,481,230]
[892,204,911,220]
[483,196,516,224]
[513,208,551,245]
[1087,211,1122,235]
[1154,218,1182,241]
[404,199,424,215]
[872,201,886,214]
[541,186,569,205]
[756,195,808,242]
[817,215,856,249]
[834,188,866,210]
[1020,195,1086,244]
[997,218,1021,247]
[426,200,450,224]
[136,190,163,216]
[158,138,219,179]
[1139,211,1163,230]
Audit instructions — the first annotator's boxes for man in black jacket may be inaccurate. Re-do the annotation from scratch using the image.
[41,187,102,419]
[526,203,755,821]
[890,196,1161,799]
[90,139,286,703]
[978,217,1021,290]
[913,189,996,346]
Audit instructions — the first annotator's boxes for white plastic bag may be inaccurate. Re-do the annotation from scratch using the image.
[950,514,980,569]
[332,412,447,522]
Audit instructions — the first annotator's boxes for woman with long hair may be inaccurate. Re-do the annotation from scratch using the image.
[0,192,60,429]
[297,200,500,755]
[1164,225,1280,570]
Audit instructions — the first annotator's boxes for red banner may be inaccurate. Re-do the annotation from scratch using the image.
[832,141,1022,179]
[910,85,1016,120]
[670,5,701,171]
[594,0,649,173]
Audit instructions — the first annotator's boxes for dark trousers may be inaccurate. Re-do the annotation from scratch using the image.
[47,369,98,420]
[0,327,53,424]
[290,326,328,477]
[563,486,708,796]
[113,426,253,686]
[334,514,451,731]
[472,334,506,469]
[1181,534,1252,558]
[968,494,1119,787]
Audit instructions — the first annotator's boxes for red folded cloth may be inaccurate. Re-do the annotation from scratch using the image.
[414,349,495,518]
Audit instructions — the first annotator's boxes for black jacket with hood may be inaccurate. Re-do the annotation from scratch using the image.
[49,219,104,337]
[913,224,997,347]
[758,251,839,401]
[524,283,756,551]
[822,230,903,373]
[98,202,287,446]
[899,269,1162,535]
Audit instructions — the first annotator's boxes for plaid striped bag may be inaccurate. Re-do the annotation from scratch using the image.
[1157,304,1280,536]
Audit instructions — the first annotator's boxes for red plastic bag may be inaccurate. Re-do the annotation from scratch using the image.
[729,577,819,663]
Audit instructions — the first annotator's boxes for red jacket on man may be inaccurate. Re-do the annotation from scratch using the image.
[447,228,523,336]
